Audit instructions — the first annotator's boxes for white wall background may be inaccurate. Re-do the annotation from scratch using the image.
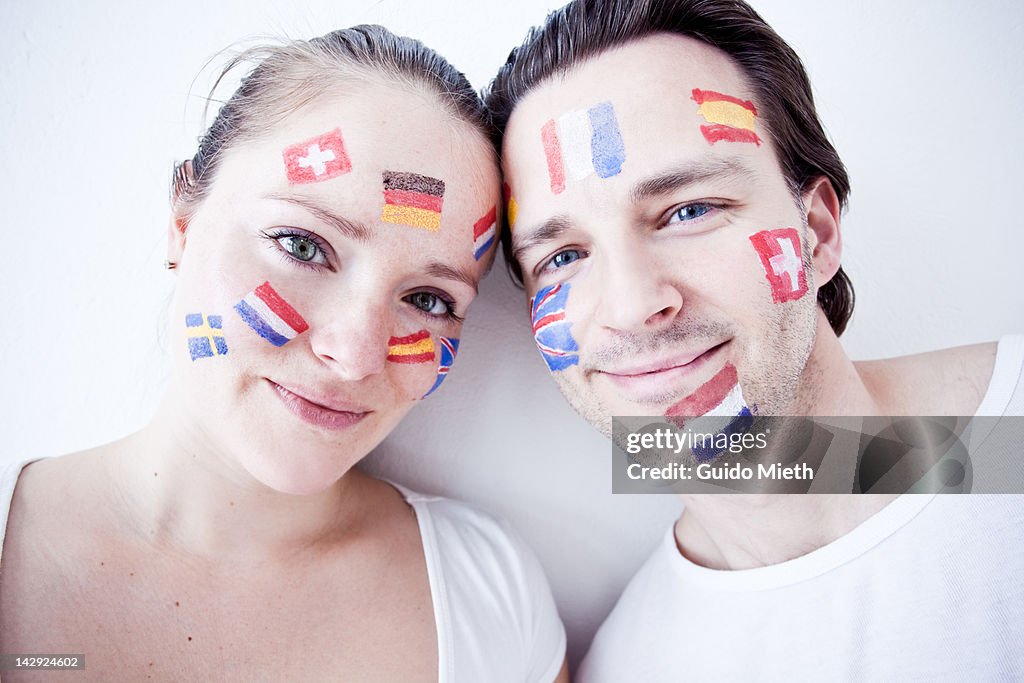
[2,0,1022,668]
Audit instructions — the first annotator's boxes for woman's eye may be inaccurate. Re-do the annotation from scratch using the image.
[407,291,452,317]
[278,235,325,263]
[544,249,582,271]
[667,203,714,224]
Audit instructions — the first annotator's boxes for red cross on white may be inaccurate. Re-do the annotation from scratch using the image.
[282,128,352,184]
[297,144,336,177]
[749,228,809,303]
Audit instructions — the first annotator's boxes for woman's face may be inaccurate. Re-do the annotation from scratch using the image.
[168,80,499,494]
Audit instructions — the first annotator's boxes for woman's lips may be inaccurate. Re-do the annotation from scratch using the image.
[597,342,726,402]
[268,380,370,431]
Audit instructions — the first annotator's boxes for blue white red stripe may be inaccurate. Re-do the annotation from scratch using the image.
[542,101,626,194]
[234,281,309,347]
[472,206,497,261]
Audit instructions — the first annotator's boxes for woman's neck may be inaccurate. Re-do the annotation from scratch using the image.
[99,394,375,563]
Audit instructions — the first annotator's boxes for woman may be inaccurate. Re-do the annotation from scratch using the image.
[0,26,567,682]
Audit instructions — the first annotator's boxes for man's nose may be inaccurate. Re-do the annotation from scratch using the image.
[592,241,683,333]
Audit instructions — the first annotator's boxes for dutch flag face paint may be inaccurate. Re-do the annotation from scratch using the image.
[234,282,309,347]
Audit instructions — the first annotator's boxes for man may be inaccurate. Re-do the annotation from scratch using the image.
[486,0,1023,679]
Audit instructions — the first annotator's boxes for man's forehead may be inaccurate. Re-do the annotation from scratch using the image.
[505,33,753,147]
[499,32,765,216]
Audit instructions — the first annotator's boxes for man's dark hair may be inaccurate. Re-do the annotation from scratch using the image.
[485,0,855,335]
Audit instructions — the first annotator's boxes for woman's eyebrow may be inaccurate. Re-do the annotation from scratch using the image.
[264,193,372,243]
[425,261,479,294]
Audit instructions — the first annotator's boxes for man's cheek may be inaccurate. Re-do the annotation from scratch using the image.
[748,228,809,303]
[529,281,581,373]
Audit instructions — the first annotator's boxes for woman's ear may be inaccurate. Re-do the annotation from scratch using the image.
[802,176,843,287]
[167,160,194,268]
[167,213,188,267]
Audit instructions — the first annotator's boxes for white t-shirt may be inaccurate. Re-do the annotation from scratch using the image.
[578,334,1024,682]
[0,466,566,683]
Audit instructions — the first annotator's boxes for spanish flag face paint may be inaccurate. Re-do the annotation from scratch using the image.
[386,330,436,364]
[691,89,762,146]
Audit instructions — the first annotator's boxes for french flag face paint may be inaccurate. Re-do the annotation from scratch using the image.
[749,228,808,303]
[234,282,310,347]
[541,101,626,194]
[530,282,580,372]
[472,206,497,261]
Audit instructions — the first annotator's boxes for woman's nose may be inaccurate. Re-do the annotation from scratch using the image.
[307,300,390,382]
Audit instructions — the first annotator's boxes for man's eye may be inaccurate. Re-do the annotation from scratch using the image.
[667,203,714,224]
[545,249,582,270]
[279,235,324,263]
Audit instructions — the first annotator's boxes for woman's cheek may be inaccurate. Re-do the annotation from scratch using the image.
[179,278,312,367]
[385,328,457,401]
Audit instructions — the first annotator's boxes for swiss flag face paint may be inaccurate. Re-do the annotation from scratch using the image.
[749,228,809,303]
[282,128,352,184]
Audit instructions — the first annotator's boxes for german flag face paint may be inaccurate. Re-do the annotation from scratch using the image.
[691,89,762,146]
[381,171,445,231]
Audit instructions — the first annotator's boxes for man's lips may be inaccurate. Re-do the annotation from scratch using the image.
[596,342,726,400]
[268,380,371,431]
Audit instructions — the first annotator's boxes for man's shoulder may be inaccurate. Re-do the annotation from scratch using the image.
[855,341,999,415]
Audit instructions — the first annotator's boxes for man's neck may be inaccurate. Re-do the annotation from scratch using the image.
[674,493,899,570]
[675,313,892,570]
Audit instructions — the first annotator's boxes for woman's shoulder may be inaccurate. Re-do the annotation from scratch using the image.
[391,483,525,555]
[390,483,567,681]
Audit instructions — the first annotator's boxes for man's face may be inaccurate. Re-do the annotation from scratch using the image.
[503,34,824,435]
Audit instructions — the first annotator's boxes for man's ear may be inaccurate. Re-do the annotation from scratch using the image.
[802,176,842,287]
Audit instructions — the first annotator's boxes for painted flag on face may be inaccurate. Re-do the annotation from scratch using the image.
[422,336,460,398]
[186,312,228,361]
[503,182,519,230]
[749,228,808,303]
[381,171,445,231]
[282,128,352,184]
[541,101,626,194]
[665,363,754,463]
[691,89,762,146]
[234,282,310,347]
[530,282,580,372]
[387,329,435,364]
[472,206,497,261]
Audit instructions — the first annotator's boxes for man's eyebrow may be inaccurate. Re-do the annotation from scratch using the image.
[629,158,757,203]
[264,193,371,242]
[511,215,575,263]
[425,261,479,294]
